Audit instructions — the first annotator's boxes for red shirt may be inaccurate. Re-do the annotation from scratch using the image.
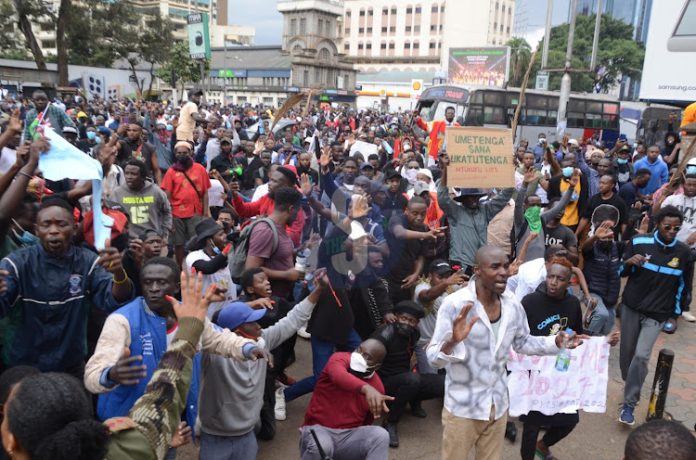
[303,352,385,429]
[161,163,211,219]
[231,193,306,247]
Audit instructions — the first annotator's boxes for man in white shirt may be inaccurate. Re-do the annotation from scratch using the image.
[176,89,206,143]
[427,246,585,460]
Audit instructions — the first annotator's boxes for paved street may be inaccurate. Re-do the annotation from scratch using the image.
[179,317,695,459]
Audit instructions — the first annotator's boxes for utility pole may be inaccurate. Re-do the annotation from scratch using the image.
[557,0,578,137]
[542,0,553,68]
[590,0,603,70]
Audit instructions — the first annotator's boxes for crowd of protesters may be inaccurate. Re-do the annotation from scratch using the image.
[0,87,694,460]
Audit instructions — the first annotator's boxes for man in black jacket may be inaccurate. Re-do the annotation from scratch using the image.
[371,301,444,448]
[618,205,691,426]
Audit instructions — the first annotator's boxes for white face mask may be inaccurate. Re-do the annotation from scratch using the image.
[404,168,418,184]
[349,351,375,379]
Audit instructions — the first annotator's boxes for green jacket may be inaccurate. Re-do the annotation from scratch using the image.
[105,316,204,460]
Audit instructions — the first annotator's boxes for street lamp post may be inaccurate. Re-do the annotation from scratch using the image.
[557,0,578,137]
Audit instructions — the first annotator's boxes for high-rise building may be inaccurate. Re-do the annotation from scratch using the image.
[341,0,516,73]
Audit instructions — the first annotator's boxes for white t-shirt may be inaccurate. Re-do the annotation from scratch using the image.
[414,281,461,345]
[662,194,696,247]
[511,257,547,302]
[208,179,225,208]
[176,101,198,142]
[185,249,237,318]
[252,183,269,202]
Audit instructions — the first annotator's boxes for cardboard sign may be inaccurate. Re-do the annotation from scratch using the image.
[445,127,514,188]
[507,337,610,417]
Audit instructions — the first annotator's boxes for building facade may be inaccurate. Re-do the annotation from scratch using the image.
[341,0,515,73]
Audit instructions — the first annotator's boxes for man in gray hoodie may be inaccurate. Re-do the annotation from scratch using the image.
[197,269,328,460]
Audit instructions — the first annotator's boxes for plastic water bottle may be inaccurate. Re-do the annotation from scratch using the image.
[554,328,573,372]
[295,248,311,273]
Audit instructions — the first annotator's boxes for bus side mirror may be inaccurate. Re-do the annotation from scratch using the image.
[456,116,464,125]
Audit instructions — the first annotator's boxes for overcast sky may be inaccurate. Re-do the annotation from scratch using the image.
[229,0,284,45]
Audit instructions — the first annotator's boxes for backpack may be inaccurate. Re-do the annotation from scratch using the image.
[228,217,279,280]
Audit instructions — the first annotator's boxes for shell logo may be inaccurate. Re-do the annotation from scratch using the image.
[380,89,387,96]
[412,80,422,91]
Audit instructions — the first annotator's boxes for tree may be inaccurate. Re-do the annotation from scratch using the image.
[156,41,208,98]
[506,37,532,87]
[531,14,645,93]
[111,10,174,97]
[12,0,50,71]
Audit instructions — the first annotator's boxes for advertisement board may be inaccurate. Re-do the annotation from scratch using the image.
[188,12,211,60]
[640,0,696,102]
[447,47,509,88]
[445,127,514,188]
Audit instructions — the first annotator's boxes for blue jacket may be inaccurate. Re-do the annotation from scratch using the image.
[96,297,201,434]
[0,244,126,372]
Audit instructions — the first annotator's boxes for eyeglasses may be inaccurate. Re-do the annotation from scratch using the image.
[662,224,681,232]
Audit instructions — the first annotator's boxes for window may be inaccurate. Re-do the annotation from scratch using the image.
[263,97,274,105]
[415,6,421,13]
[406,26,412,32]
[300,18,306,35]
[368,8,373,16]
[366,43,372,50]
[42,40,56,49]
[315,68,320,84]
[303,70,309,85]
[359,27,364,33]
[404,42,411,49]
[439,24,443,31]
[483,106,506,124]
[390,26,396,33]
[345,27,351,34]
[358,43,364,50]
[367,27,372,33]
[318,19,323,35]
[380,42,387,49]
[429,42,436,49]
[291,18,297,35]
[346,10,351,17]
[319,48,331,61]
[382,7,388,15]
[430,25,437,31]
[359,9,365,16]
[389,42,395,49]
[413,41,419,49]
[406,7,413,14]
[440,5,445,12]
[414,25,420,33]
[344,43,349,51]
[382,26,387,33]
[431,5,438,12]
[391,7,396,14]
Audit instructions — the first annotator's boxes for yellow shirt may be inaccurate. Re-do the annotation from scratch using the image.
[559,179,581,227]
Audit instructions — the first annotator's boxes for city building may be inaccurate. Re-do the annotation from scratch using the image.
[203,0,357,106]
[341,0,516,73]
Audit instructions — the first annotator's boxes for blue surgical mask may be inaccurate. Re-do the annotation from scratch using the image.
[95,136,102,144]
[11,219,38,246]
[562,166,574,178]
[86,131,96,140]
[617,158,628,165]
[166,124,173,132]
[687,165,696,176]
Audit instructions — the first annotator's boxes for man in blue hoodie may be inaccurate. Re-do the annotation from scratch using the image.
[633,145,668,196]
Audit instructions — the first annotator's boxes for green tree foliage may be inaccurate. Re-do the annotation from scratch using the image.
[506,37,533,87]
[156,41,209,97]
[531,14,644,93]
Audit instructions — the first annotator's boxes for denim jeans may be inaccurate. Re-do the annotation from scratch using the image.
[284,329,361,402]
[584,293,616,336]
[199,430,257,460]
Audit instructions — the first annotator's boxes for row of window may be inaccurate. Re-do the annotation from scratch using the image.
[290,17,333,37]
[347,23,443,35]
[348,4,445,16]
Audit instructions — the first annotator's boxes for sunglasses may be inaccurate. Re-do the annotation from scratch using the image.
[662,224,681,232]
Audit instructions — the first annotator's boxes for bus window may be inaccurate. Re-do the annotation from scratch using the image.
[470,92,484,104]
[568,112,584,128]
[431,102,465,121]
[603,114,619,129]
[526,109,548,126]
[483,91,505,106]
[484,106,506,124]
[466,106,484,126]
[527,94,549,109]
[568,99,585,112]
[603,103,619,115]
[585,113,602,128]
[586,101,603,113]
[548,110,558,126]
[417,100,435,120]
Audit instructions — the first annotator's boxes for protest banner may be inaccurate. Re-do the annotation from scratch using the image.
[445,127,514,188]
[507,337,610,417]
[349,140,378,157]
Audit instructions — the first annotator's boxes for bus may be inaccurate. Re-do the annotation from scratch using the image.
[619,101,681,148]
[416,85,621,147]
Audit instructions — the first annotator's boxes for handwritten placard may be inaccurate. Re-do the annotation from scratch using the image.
[445,127,514,188]
[507,337,610,416]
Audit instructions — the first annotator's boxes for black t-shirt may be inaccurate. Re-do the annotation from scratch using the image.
[385,214,427,282]
[372,323,418,379]
[381,191,408,220]
[582,192,629,234]
[618,182,639,207]
[544,224,577,249]
[118,139,156,178]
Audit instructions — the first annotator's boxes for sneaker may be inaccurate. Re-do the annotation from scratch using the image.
[386,423,399,448]
[682,311,696,322]
[505,421,517,442]
[297,324,311,339]
[619,404,635,426]
[274,386,287,421]
[663,318,677,334]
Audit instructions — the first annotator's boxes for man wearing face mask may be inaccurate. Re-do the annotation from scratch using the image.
[371,301,444,448]
[300,338,392,460]
[532,132,547,164]
[547,153,589,231]
[184,218,236,319]
[161,141,212,267]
